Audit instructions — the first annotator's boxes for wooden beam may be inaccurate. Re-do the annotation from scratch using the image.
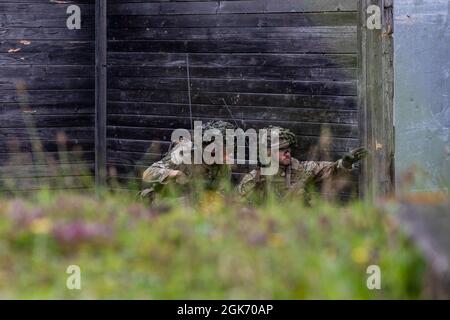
[358,0,395,199]
[95,0,107,188]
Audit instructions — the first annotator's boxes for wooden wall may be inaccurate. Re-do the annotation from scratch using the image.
[107,0,360,194]
[0,0,362,195]
[0,0,95,192]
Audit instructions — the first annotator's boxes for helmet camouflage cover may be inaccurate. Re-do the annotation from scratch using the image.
[264,126,297,149]
[170,120,235,153]
[200,120,236,135]
[197,120,236,148]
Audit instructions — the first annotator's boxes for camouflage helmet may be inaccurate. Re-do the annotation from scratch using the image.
[200,120,236,136]
[263,126,297,149]
[197,120,236,148]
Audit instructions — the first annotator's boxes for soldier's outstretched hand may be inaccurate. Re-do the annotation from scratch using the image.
[342,147,368,168]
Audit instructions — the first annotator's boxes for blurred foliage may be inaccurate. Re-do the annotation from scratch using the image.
[0,190,426,299]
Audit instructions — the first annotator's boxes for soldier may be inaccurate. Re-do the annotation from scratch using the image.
[238,126,368,203]
[140,120,236,201]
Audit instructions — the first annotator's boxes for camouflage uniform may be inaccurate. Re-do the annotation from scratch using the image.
[238,126,363,203]
[141,121,235,200]
[238,157,352,202]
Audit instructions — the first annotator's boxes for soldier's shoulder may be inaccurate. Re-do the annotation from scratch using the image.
[290,158,303,170]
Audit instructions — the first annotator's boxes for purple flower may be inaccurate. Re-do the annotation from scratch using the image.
[126,203,171,220]
[52,220,113,245]
[8,200,44,228]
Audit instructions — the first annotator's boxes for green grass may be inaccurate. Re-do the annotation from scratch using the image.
[0,190,425,299]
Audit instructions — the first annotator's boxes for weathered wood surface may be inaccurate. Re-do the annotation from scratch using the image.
[358,0,395,198]
[0,0,391,197]
[0,0,95,191]
[106,0,360,194]
[96,0,107,188]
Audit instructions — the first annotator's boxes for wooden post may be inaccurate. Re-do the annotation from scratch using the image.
[358,0,395,199]
[95,0,107,189]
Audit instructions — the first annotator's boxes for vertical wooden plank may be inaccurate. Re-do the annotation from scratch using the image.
[357,0,369,198]
[95,0,107,188]
[382,0,395,192]
[358,0,395,199]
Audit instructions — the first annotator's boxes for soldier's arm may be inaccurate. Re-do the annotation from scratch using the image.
[304,147,368,183]
[237,170,259,197]
[142,160,186,185]
[302,159,351,184]
[144,139,195,184]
